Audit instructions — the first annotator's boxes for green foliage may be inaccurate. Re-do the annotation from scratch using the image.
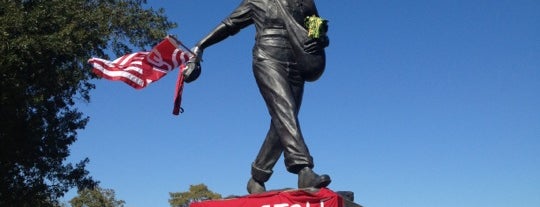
[305,15,328,38]
[169,184,222,207]
[69,186,125,207]
[0,0,176,206]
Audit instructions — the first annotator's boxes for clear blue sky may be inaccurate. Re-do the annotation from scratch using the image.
[66,1,539,207]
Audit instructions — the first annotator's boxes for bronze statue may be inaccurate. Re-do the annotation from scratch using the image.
[184,0,330,194]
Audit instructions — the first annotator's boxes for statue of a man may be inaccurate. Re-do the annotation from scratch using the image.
[184,0,331,194]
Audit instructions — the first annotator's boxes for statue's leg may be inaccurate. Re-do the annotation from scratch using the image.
[253,56,313,170]
[252,123,281,179]
[248,123,281,194]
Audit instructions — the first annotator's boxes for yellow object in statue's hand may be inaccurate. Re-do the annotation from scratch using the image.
[305,15,328,39]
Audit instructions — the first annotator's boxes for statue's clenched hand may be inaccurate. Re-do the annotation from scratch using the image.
[183,46,204,83]
[303,35,329,54]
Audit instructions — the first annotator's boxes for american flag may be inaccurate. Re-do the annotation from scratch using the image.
[88,36,192,115]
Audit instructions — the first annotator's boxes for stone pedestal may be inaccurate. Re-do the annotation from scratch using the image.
[190,188,363,207]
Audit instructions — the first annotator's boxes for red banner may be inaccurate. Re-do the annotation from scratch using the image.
[191,188,343,207]
[88,35,193,115]
[89,36,191,89]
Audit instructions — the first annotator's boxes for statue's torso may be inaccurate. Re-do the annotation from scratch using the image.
[250,0,316,50]
[249,0,316,30]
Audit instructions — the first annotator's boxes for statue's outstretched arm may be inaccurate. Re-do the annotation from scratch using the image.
[196,23,232,50]
[183,23,233,83]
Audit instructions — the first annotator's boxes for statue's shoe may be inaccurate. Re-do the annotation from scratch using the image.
[247,178,266,194]
[298,167,331,189]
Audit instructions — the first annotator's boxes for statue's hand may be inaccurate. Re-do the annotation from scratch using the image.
[303,35,329,54]
[183,46,203,83]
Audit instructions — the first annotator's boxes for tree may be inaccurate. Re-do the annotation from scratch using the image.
[0,0,176,206]
[169,184,222,207]
[69,186,125,207]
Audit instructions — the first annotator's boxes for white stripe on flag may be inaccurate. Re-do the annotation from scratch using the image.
[91,61,145,87]
[118,53,139,66]
[124,66,143,73]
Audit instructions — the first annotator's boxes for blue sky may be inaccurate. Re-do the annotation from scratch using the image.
[67,1,539,207]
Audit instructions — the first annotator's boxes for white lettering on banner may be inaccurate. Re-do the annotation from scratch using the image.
[262,201,325,207]
[147,50,173,71]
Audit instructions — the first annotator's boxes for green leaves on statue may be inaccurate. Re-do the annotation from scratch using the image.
[305,15,328,39]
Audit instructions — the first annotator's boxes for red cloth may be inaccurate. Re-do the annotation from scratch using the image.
[88,36,192,115]
[191,188,343,207]
[173,66,185,115]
